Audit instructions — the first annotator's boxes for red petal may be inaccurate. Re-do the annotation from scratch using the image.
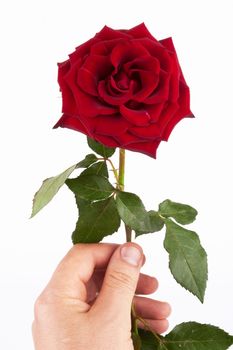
[159,37,175,53]
[53,114,90,136]
[124,139,161,158]
[58,61,78,115]
[158,102,179,128]
[136,38,172,72]
[124,55,160,74]
[162,82,192,140]
[94,134,119,147]
[114,131,143,145]
[146,103,164,122]
[109,73,130,93]
[168,55,180,102]
[98,80,131,105]
[94,115,129,137]
[90,38,123,55]
[110,40,150,68]
[131,69,159,101]
[126,23,158,41]
[120,104,150,126]
[123,56,160,101]
[77,55,113,96]
[144,70,170,104]
[130,123,161,140]
[69,37,98,63]
[65,64,117,117]
[160,37,189,86]
[95,25,131,40]
[177,81,191,115]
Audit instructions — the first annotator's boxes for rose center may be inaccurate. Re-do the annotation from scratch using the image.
[113,71,130,90]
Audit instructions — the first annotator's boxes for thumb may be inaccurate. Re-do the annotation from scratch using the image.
[91,243,144,319]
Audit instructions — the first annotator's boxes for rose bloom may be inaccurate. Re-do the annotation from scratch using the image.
[54,23,193,158]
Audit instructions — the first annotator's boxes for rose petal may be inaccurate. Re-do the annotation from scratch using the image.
[77,55,113,96]
[123,139,161,158]
[130,123,162,140]
[114,131,144,145]
[65,64,117,117]
[58,61,78,115]
[69,37,98,63]
[126,23,158,41]
[110,40,150,68]
[90,38,124,56]
[131,69,159,101]
[123,56,160,101]
[161,82,193,141]
[110,73,130,93]
[98,80,131,105]
[160,37,188,86]
[94,134,119,147]
[94,115,129,137]
[158,102,179,133]
[159,37,175,53]
[168,55,180,102]
[120,104,151,126]
[146,103,165,122]
[144,70,170,104]
[95,25,131,40]
[124,55,160,74]
[136,38,172,72]
[177,81,192,116]
[53,113,90,136]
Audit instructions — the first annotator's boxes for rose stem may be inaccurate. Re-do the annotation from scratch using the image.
[118,148,138,342]
[118,148,132,242]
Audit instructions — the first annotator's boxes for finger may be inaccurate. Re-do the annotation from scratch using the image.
[136,274,158,295]
[90,269,158,296]
[91,243,144,319]
[133,296,171,320]
[137,318,169,334]
[44,243,119,301]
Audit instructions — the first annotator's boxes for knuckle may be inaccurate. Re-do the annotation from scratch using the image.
[107,269,135,292]
[33,292,55,320]
[33,295,47,318]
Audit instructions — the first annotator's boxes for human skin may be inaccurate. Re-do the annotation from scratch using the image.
[32,242,171,350]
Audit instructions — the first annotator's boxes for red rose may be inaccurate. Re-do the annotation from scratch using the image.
[54,23,193,158]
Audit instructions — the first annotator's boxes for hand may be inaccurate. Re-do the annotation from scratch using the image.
[32,243,171,350]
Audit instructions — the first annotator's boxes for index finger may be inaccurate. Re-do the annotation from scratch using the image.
[44,243,119,302]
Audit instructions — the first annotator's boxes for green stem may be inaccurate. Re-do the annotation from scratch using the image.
[118,149,132,242]
[118,148,126,191]
[107,158,119,185]
[131,302,139,335]
[118,149,139,347]
[136,315,162,345]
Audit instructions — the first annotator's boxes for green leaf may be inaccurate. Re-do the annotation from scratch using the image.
[72,196,121,243]
[135,210,164,237]
[31,154,97,217]
[115,191,150,232]
[163,322,233,350]
[66,174,115,201]
[138,329,161,349]
[164,219,208,302]
[87,136,116,158]
[159,199,198,225]
[80,161,109,178]
[75,153,98,168]
[139,322,233,350]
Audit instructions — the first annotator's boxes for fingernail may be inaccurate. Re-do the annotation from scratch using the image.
[120,245,142,266]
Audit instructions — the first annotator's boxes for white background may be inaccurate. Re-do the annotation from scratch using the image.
[0,0,233,348]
